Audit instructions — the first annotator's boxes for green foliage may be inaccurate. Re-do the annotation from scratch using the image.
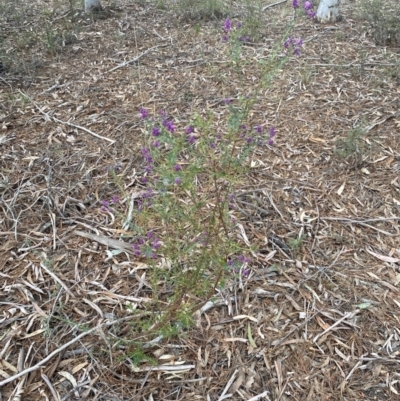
[101,95,269,354]
[126,346,157,367]
[358,0,400,46]
[242,0,264,42]
[173,0,226,20]
[334,123,370,165]
[287,234,306,254]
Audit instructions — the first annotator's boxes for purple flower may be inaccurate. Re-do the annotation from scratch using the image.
[187,135,196,144]
[185,125,195,134]
[222,34,229,42]
[112,195,119,204]
[246,137,253,144]
[294,47,301,57]
[237,21,243,28]
[174,177,182,185]
[225,98,231,104]
[147,231,154,239]
[162,119,175,133]
[151,127,161,136]
[140,107,148,119]
[245,36,251,42]
[292,0,299,8]
[101,200,111,212]
[152,239,161,249]
[173,164,181,171]
[255,125,263,133]
[268,139,274,146]
[241,124,247,130]
[227,259,234,266]
[224,18,231,33]
[153,140,160,147]
[238,36,243,42]
[307,10,316,18]
[238,255,251,263]
[269,126,276,138]
[296,38,303,47]
[304,1,312,11]
[141,148,153,163]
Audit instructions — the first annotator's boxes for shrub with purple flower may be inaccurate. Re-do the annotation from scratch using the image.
[133,97,277,339]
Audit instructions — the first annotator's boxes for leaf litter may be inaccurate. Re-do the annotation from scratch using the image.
[1,0,400,400]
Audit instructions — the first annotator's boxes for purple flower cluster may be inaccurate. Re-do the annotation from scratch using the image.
[132,231,161,258]
[227,255,251,276]
[151,126,161,137]
[136,187,155,210]
[224,18,231,33]
[228,193,235,210]
[303,0,316,18]
[140,108,177,146]
[293,0,316,18]
[284,37,303,57]
[221,18,250,43]
[240,124,277,147]
[186,125,197,145]
[100,196,119,212]
[162,118,175,133]
[140,107,149,119]
[268,126,276,146]
[141,147,153,173]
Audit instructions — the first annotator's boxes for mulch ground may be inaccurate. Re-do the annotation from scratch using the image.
[1,0,400,400]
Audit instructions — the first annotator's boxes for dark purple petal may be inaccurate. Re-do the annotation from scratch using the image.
[185,125,195,134]
[139,107,148,119]
[224,18,231,33]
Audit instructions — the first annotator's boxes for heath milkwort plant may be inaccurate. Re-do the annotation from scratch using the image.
[132,105,275,329]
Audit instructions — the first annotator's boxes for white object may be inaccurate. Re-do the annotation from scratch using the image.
[316,0,341,23]
[85,0,102,12]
